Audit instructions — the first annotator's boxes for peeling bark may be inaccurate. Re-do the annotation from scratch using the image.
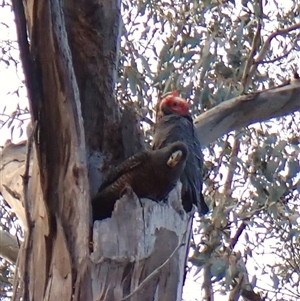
[0,141,28,229]
[11,0,90,299]
[91,186,191,301]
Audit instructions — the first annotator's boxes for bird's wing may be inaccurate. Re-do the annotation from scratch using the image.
[98,151,149,191]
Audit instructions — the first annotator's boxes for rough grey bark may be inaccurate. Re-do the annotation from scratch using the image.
[63,0,126,195]
[91,186,191,301]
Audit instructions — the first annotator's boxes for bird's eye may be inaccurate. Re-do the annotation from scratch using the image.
[172,102,178,107]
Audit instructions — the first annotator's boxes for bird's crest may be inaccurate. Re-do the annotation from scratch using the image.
[171,90,179,97]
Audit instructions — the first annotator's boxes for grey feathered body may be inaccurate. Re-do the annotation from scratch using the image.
[92,141,188,220]
[152,114,209,214]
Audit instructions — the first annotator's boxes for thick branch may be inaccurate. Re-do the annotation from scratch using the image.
[0,229,19,264]
[11,0,41,119]
[195,83,300,147]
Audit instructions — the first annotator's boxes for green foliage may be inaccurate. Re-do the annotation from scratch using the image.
[191,120,300,300]
[118,0,300,114]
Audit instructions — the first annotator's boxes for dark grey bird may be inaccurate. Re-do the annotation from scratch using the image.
[92,141,188,220]
[152,92,209,215]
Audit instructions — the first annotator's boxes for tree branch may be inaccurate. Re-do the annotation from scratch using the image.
[221,133,240,196]
[255,22,300,63]
[11,0,41,120]
[195,82,300,147]
[229,222,247,250]
[0,229,19,264]
[248,22,300,80]
[0,142,27,228]
[241,0,262,93]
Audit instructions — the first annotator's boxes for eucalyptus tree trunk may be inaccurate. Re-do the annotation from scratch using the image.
[10,0,189,300]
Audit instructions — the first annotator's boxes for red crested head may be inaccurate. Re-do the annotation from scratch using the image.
[156,91,190,120]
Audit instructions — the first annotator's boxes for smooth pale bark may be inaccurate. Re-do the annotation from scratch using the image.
[195,82,300,147]
[0,142,28,229]
[0,229,19,264]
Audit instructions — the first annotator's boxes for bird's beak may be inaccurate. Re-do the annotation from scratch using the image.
[167,150,183,167]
